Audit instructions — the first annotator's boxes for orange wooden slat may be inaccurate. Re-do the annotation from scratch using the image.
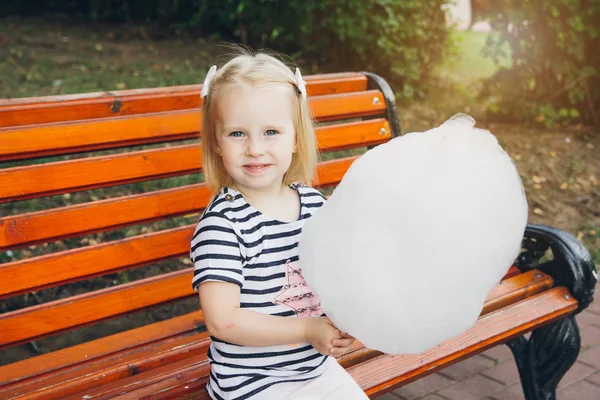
[0,91,385,161]
[306,73,368,96]
[63,287,577,400]
[0,73,368,128]
[0,157,356,250]
[63,354,211,400]
[313,156,356,187]
[334,340,374,369]
[0,269,195,350]
[317,119,391,151]
[0,119,390,203]
[0,311,204,387]
[0,110,200,162]
[504,265,521,278]
[356,287,577,397]
[0,226,193,299]
[0,184,210,252]
[0,145,202,204]
[483,269,553,314]
[311,90,386,122]
[0,333,210,400]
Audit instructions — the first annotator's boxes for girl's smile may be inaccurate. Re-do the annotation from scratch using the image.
[244,163,271,174]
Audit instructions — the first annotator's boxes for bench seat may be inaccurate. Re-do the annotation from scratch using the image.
[0,72,595,400]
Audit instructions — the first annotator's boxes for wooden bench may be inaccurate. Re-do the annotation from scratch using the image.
[0,72,597,400]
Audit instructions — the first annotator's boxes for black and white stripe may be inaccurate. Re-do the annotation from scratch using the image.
[191,184,329,399]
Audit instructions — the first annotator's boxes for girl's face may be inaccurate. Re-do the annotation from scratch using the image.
[214,82,296,195]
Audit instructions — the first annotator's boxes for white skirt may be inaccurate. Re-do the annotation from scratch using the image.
[259,357,369,399]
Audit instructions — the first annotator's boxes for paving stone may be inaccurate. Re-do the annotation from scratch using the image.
[416,395,449,400]
[481,345,513,363]
[375,393,404,400]
[392,373,454,400]
[436,355,495,381]
[585,371,600,386]
[586,300,600,316]
[558,380,600,400]
[489,384,525,400]
[579,343,600,369]
[576,310,600,328]
[557,361,597,389]
[437,375,504,400]
[480,360,520,386]
[579,325,600,350]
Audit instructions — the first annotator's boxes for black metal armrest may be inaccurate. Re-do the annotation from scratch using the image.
[517,223,597,313]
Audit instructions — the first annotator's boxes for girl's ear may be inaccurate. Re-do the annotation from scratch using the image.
[215,148,222,156]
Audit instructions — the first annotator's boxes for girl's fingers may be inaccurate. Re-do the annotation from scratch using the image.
[330,343,355,356]
[332,338,354,347]
[330,346,344,357]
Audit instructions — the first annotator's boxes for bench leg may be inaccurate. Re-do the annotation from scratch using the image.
[506,315,580,400]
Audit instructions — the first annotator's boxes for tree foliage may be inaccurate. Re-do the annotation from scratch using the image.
[480,0,600,127]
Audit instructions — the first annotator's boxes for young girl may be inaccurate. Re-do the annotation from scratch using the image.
[190,51,369,399]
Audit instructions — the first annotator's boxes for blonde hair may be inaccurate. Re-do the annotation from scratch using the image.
[200,49,318,194]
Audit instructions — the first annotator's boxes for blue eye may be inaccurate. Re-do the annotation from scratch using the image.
[230,131,245,137]
[265,129,278,136]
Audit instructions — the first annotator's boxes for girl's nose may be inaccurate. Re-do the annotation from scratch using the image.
[246,136,265,156]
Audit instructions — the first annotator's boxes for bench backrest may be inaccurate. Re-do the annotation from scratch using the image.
[0,72,400,353]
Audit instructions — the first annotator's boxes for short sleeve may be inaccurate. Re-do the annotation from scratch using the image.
[299,186,326,218]
[190,213,244,292]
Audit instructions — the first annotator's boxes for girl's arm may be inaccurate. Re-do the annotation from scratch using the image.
[199,281,340,354]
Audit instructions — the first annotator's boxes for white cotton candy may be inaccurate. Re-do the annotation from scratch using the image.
[299,114,528,354]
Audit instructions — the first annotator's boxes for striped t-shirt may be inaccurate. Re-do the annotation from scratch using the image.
[191,184,331,400]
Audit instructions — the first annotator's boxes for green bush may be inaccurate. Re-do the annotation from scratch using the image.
[480,0,600,127]
[302,0,451,100]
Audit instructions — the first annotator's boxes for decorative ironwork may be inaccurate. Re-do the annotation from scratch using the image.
[507,316,580,400]
[518,224,597,312]
[507,224,596,399]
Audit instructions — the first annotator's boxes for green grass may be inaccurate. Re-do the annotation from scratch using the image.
[0,18,220,99]
[424,29,512,120]
[440,30,511,85]
[0,49,212,99]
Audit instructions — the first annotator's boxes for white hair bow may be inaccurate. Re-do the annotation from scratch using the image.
[295,68,307,100]
[201,65,217,98]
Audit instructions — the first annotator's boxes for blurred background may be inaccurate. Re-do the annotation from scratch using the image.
[1,0,599,366]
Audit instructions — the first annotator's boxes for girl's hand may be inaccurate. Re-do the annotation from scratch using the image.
[305,317,342,356]
[330,331,356,357]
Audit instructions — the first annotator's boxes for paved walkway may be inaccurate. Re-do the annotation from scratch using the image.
[376,278,600,400]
